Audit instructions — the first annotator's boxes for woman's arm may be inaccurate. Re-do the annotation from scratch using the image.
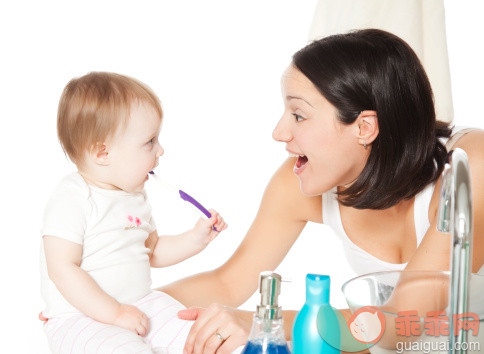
[387,131,484,313]
[170,158,323,353]
[406,130,484,273]
[160,157,323,308]
[377,131,484,349]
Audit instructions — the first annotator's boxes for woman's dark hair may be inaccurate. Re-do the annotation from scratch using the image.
[293,29,452,209]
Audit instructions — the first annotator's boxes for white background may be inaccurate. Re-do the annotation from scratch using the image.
[0,1,483,352]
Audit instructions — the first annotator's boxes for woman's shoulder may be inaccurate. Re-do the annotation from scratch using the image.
[453,129,484,194]
[429,128,484,223]
[452,129,484,157]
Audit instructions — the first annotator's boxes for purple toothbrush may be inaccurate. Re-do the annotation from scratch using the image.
[178,190,212,219]
[148,171,217,231]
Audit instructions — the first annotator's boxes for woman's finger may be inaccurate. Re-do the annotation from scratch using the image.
[184,304,222,353]
[217,335,245,354]
[192,311,227,353]
[214,317,250,354]
[39,312,48,322]
[178,307,203,321]
[201,330,226,354]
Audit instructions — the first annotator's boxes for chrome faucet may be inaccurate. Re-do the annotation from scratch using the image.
[437,148,473,353]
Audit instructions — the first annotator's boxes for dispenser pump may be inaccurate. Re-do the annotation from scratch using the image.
[256,272,282,320]
[241,272,290,354]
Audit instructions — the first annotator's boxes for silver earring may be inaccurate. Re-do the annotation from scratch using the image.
[363,141,367,148]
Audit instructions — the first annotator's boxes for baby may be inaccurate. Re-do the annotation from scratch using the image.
[40,72,227,353]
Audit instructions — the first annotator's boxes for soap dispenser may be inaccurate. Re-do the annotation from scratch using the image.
[292,274,340,353]
[241,272,290,354]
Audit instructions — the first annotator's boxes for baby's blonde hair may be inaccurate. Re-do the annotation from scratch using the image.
[57,72,162,165]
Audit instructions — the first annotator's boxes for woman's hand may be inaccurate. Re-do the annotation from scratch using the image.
[178,304,252,354]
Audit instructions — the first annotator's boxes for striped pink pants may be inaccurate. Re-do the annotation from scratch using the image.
[43,291,192,354]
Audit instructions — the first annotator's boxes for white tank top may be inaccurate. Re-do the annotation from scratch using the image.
[323,183,433,274]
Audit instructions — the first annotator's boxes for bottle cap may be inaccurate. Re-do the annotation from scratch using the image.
[256,272,282,320]
[306,274,330,304]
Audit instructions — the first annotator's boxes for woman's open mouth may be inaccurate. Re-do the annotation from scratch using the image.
[294,155,308,174]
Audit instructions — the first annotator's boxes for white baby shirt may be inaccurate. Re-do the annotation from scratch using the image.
[40,172,156,318]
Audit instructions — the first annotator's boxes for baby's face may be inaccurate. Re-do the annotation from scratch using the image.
[105,101,163,192]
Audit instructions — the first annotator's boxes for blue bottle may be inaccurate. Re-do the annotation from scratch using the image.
[292,274,340,353]
[241,272,290,354]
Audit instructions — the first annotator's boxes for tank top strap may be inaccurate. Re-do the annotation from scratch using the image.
[413,183,434,245]
[322,187,344,238]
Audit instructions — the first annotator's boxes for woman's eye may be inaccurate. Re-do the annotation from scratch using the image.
[148,138,155,144]
[292,113,305,122]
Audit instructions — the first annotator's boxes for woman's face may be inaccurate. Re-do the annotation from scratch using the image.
[273,66,367,196]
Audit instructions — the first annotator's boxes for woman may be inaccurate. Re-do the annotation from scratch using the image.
[161,29,484,353]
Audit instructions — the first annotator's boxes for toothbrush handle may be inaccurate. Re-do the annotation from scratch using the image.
[179,190,217,231]
[179,190,212,218]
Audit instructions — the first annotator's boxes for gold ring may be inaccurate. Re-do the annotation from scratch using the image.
[214,331,226,342]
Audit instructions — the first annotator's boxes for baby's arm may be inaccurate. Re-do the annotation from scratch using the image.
[44,236,149,335]
[146,209,227,268]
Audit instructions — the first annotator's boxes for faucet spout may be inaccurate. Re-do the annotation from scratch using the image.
[437,148,473,353]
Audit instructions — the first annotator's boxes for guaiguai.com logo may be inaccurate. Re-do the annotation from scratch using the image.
[317,306,481,352]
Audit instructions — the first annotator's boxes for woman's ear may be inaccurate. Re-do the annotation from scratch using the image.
[356,110,379,148]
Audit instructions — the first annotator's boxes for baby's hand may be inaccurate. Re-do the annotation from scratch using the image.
[192,209,227,247]
[113,304,149,336]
